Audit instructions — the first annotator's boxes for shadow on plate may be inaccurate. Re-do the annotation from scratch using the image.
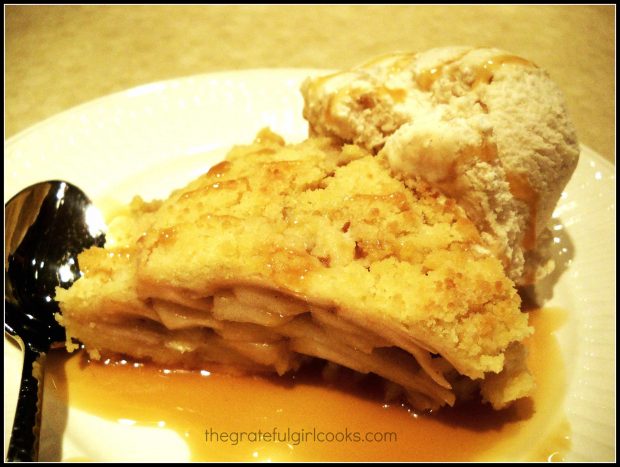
[519,219,575,310]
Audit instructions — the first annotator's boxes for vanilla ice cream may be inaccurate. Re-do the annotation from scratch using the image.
[301,46,580,284]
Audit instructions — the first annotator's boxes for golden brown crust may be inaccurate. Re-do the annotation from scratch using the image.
[56,129,533,410]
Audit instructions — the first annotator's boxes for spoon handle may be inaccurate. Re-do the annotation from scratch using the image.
[7,343,46,462]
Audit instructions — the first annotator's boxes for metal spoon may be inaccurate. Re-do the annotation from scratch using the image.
[5,181,106,462]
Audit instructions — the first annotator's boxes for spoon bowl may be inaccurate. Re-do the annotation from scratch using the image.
[5,180,106,461]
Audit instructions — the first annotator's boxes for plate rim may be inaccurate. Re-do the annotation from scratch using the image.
[4,68,325,158]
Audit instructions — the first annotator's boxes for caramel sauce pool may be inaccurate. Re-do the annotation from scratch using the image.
[41,308,569,462]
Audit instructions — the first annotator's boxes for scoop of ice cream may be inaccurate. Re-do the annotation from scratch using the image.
[301,46,580,284]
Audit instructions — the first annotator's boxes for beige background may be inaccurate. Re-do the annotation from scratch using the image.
[5,5,615,163]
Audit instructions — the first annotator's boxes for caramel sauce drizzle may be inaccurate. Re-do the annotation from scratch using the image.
[207,161,231,177]
[39,308,570,461]
[415,50,471,91]
[416,53,536,91]
[377,86,407,104]
[416,67,442,92]
[471,55,537,87]
[470,137,499,164]
[385,53,417,76]
[505,171,538,250]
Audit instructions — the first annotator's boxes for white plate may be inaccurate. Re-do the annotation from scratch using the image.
[4,70,616,462]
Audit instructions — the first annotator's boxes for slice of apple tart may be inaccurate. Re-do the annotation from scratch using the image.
[55,129,533,411]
